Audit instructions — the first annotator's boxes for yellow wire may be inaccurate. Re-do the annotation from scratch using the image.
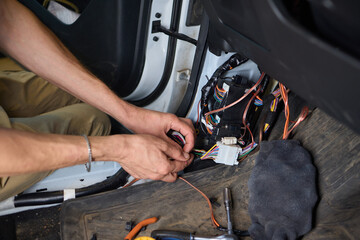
[270,98,276,112]
[43,0,79,13]
[200,144,217,160]
[43,0,49,7]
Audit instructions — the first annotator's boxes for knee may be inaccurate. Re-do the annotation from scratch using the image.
[77,104,111,136]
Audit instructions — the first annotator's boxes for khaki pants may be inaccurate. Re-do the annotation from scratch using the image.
[0,58,111,201]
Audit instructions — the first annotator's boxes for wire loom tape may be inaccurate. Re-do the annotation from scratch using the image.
[63,189,76,201]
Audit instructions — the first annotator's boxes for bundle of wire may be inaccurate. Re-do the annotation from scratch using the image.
[241,143,258,157]
[279,83,309,140]
[170,131,186,146]
[203,84,226,135]
[254,96,263,106]
[263,88,281,134]
[199,144,219,160]
[199,54,249,137]
[196,141,258,162]
[213,85,226,103]
[201,72,265,148]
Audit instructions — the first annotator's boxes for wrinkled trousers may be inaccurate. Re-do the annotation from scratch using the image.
[0,58,111,201]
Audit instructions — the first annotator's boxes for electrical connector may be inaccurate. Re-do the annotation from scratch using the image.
[221,137,238,145]
[222,82,230,92]
[214,141,242,166]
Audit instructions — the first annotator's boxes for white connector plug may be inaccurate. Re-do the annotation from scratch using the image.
[221,137,238,145]
[214,141,242,166]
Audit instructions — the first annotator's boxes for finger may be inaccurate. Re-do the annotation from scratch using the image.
[169,159,188,173]
[161,140,190,161]
[179,118,196,152]
[170,119,196,153]
[161,172,178,182]
[163,132,185,149]
[181,118,196,131]
[186,154,194,166]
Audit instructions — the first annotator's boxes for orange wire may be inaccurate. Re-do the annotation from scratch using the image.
[205,115,213,134]
[179,177,220,227]
[206,127,213,135]
[124,217,158,240]
[123,178,140,188]
[287,106,309,137]
[205,72,265,117]
[216,84,226,93]
[279,83,290,139]
[279,83,309,139]
[241,86,261,147]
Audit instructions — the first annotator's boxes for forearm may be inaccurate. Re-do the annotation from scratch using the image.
[0,128,190,182]
[0,128,91,176]
[0,0,196,151]
[0,0,133,125]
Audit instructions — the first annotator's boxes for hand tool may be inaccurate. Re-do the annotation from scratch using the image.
[223,188,233,235]
[151,230,237,240]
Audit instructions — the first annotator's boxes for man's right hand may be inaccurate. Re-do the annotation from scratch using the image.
[92,134,193,182]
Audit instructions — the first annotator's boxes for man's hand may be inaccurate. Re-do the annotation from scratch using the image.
[93,134,193,182]
[121,105,196,154]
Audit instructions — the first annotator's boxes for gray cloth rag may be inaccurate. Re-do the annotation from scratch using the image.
[248,140,318,240]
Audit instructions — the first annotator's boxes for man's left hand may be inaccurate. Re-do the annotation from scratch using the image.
[124,106,196,153]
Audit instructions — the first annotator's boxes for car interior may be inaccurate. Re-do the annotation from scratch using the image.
[0,0,359,239]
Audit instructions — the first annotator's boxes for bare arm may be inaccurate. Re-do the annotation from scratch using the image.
[0,0,195,181]
[0,0,131,124]
[0,128,88,176]
[0,127,190,182]
[0,0,195,152]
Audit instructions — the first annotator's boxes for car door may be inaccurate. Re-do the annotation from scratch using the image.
[20,0,200,113]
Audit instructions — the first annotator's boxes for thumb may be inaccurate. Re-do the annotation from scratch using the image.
[162,140,190,162]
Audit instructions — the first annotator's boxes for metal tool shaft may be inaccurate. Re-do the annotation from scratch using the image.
[223,188,233,235]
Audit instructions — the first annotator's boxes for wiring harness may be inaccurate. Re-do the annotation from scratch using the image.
[194,54,309,164]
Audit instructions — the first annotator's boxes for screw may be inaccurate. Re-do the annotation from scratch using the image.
[155,12,161,18]
[153,36,159,42]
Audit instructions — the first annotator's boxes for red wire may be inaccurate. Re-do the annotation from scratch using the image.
[205,72,265,117]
